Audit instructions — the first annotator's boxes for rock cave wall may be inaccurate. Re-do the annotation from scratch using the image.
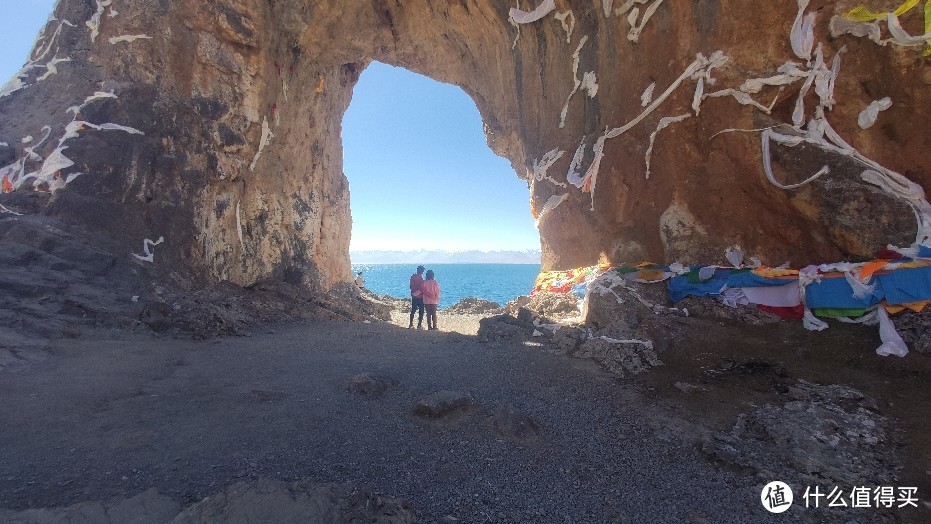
[1,0,929,293]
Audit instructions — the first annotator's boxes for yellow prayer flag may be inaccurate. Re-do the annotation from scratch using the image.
[844,0,921,22]
[925,0,931,55]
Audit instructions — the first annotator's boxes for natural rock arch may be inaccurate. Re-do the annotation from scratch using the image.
[1,0,929,295]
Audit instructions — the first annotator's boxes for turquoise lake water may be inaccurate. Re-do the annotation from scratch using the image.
[350,263,541,308]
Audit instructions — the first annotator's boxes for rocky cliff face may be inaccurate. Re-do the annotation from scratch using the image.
[1,0,929,293]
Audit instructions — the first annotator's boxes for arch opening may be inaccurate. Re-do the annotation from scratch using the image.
[343,62,539,258]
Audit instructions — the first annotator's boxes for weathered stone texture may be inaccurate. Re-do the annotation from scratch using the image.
[2,0,929,295]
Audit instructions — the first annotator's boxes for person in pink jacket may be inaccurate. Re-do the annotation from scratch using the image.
[421,269,441,331]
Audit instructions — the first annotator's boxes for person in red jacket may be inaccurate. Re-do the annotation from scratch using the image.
[409,265,425,329]
[421,269,441,331]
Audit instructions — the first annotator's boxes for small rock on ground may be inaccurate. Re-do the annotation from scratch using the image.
[347,372,397,399]
[412,391,475,419]
[492,405,542,443]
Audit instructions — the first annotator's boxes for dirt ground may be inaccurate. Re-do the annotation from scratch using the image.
[1,306,930,523]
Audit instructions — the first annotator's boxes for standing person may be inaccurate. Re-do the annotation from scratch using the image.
[409,265,426,329]
[421,269,441,331]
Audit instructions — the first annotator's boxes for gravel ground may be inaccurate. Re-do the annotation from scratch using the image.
[388,309,486,335]
[0,315,787,523]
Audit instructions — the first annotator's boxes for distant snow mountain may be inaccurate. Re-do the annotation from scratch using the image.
[350,249,541,264]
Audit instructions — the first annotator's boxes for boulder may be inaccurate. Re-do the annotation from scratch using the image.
[574,337,662,377]
[477,315,527,343]
[444,298,501,315]
[506,293,580,321]
[550,326,587,356]
[583,274,666,330]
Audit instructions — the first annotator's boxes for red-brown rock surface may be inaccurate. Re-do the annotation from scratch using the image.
[1,0,929,295]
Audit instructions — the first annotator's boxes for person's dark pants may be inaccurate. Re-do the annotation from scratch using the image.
[425,304,438,330]
[409,297,425,328]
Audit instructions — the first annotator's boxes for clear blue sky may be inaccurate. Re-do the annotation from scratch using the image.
[3,1,541,253]
[1,1,56,82]
[343,63,539,252]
